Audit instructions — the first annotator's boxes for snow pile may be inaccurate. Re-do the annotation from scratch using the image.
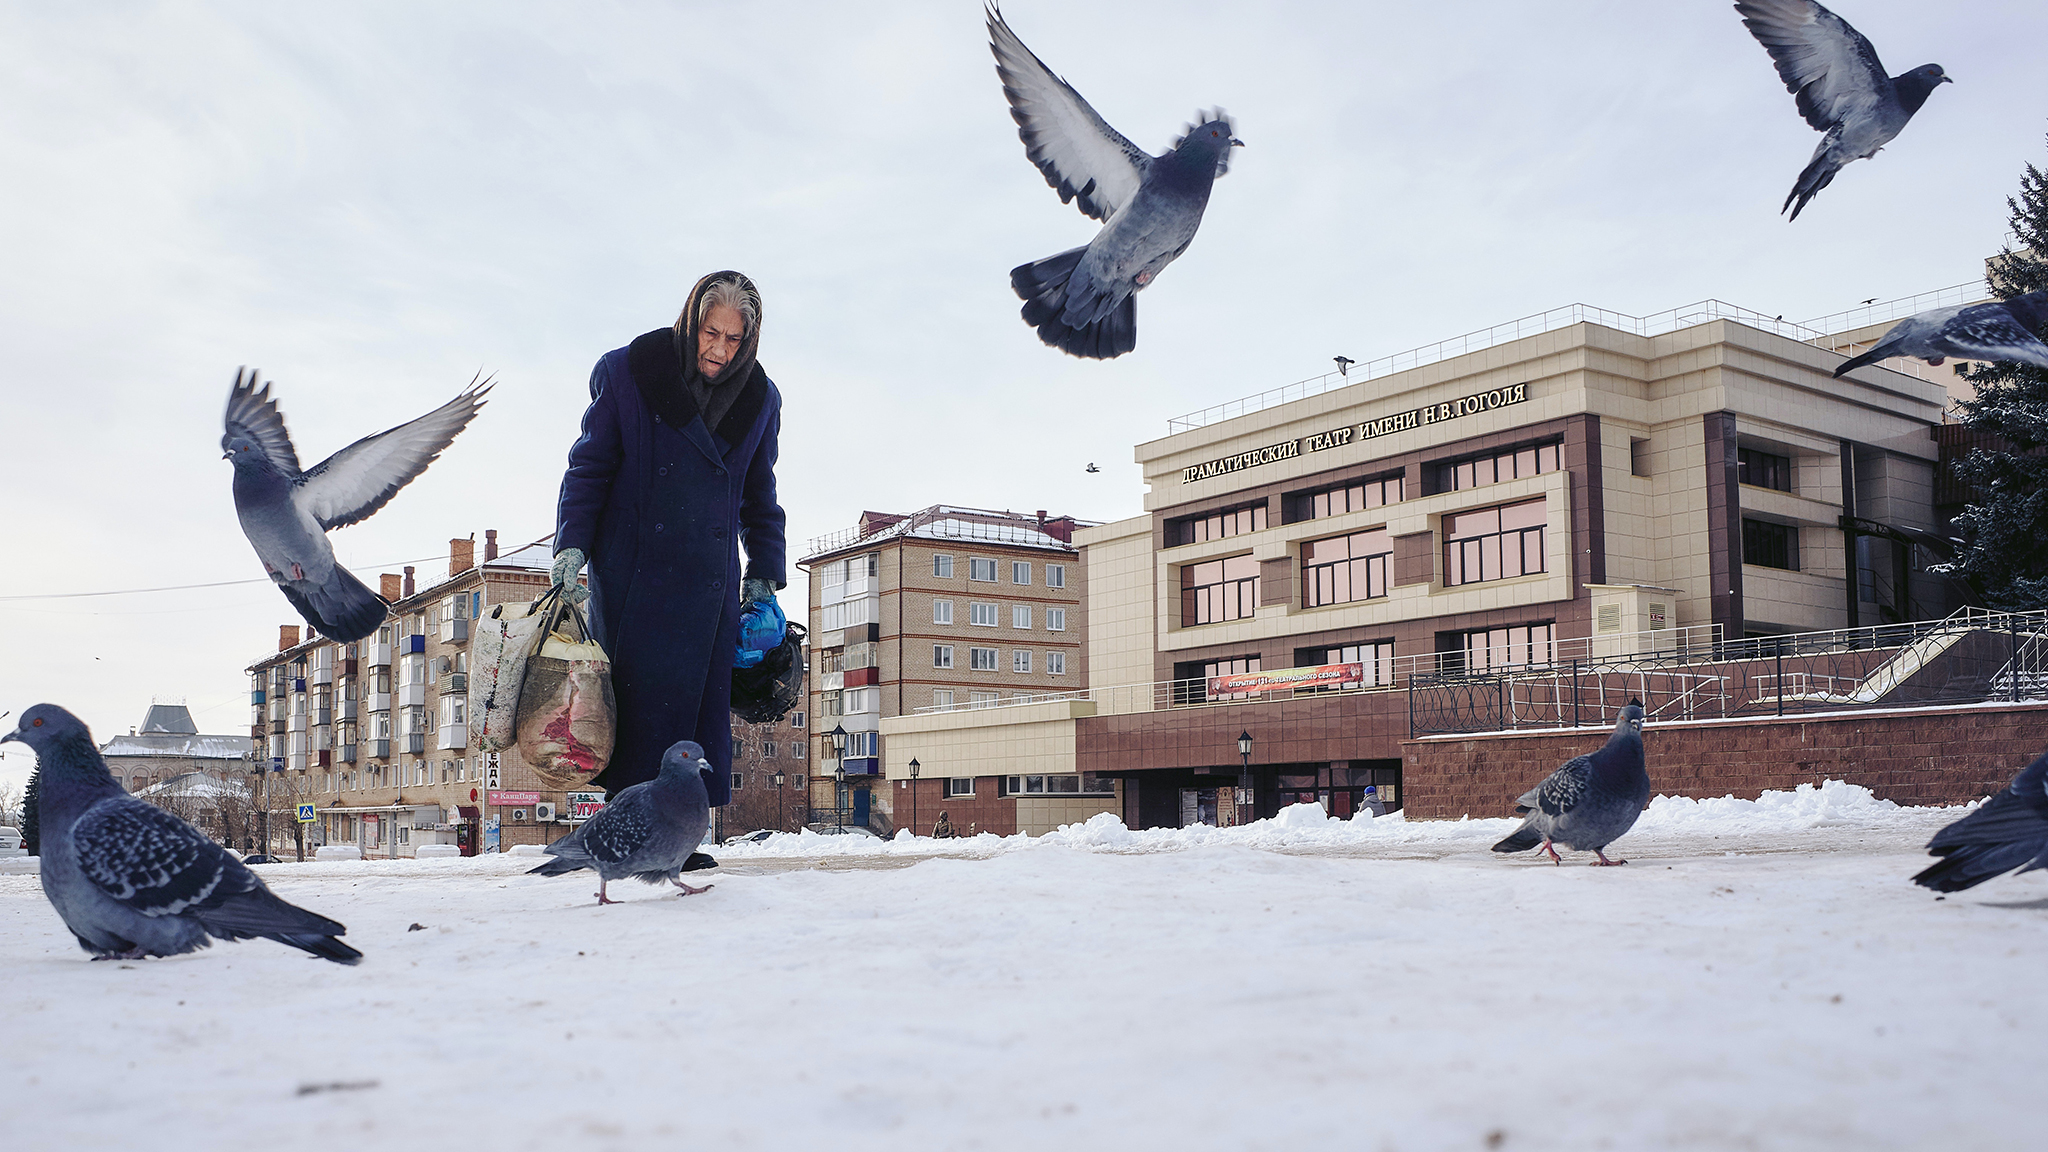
[712,781,1961,862]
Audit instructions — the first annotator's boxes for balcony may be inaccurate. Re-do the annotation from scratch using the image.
[270,719,287,735]
[315,750,332,768]
[288,712,307,733]
[368,642,392,668]
[403,634,427,654]
[341,700,359,721]
[340,744,358,764]
[397,683,428,708]
[312,665,334,686]
[250,689,265,705]
[438,723,467,750]
[441,672,468,695]
[368,692,392,714]
[250,724,265,742]
[407,733,427,755]
[292,678,306,695]
[369,738,391,760]
[440,618,470,643]
[314,708,332,727]
[343,658,359,676]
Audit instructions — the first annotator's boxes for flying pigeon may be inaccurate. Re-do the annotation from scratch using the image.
[988,3,1242,360]
[1492,700,1650,866]
[1,704,361,963]
[528,740,715,905]
[1912,750,2048,893]
[1833,291,2048,377]
[1734,0,1950,220]
[224,368,489,643]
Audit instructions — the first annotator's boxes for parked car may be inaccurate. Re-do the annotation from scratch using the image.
[0,826,21,851]
[805,824,881,838]
[240,853,283,865]
[729,829,777,844]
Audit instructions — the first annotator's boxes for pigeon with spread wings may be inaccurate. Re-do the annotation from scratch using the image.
[988,4,1241,360]
[1833,292,2048,377]
[1734,0,1950,221]
[223,369,489,642]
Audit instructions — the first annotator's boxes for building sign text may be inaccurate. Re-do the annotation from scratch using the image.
[1181,382,1530,484]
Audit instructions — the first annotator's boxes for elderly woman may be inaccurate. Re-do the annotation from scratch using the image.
[553,271,787,805]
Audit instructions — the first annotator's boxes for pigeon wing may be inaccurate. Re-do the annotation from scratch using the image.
[224,369,304,475]
[1735,0,1891,132]
[1535,755,1594,817]
[987,4,1151,223]
[581,794,656,866]
[294,380,490,531]
[1937,308,2048,370]
[1927,754,2048,854]
[71,797,235,917]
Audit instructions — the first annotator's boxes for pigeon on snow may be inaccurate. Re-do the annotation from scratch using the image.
[1833,291,2048,377]
[1493,700,1650,866]
[1734,0,1950,220]
[528,740,716,906]
[224,368,489,643]
[988,3,1242,360]
[2,704,361,963]
[1912,750,2048,893]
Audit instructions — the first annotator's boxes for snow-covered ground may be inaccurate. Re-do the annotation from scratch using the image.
[6,783,2043,1151]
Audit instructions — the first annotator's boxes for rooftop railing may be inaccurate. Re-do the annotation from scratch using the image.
[1163,281,1989,434]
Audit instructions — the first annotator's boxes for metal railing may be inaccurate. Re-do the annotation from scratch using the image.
[1164,281,1988,434]
[910,624,1723,716]
[1408,606,2048,736]
[804,513,1088,562]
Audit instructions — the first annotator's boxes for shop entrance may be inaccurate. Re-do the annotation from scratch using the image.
[1178,788,1220,827]
[1272,760,1403,816]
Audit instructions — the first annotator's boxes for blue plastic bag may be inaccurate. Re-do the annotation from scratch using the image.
[734,596,787,669]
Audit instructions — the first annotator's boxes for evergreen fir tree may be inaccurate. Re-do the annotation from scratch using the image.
[1950,137,2048,610]
[20,766,38,856]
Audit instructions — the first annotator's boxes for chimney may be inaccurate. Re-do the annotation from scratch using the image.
[1041,517,1076,544]
[1036,509,1047,526]
[450,537,474,576]
[484,529,499,562]
[403,566,416,597]
[279,625,300,651]
[380,573,403,602]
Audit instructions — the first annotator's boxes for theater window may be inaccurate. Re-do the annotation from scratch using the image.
[1444,499,1546,586]
[1180,555,1259,625]
[1301,528,1392,607]
[1294,641,1396,687]
[1441,623,1555,673]
[1167,501,1267,546]
[1434,441,1561,493]
[1737,448,1793,492]
[1173,655,1260,704]
[1283,474,1404,523]
[1742,518,1799,570]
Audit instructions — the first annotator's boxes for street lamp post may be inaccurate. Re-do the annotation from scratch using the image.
[829,725,848,831]
[772,769,786,832]
[1236,730,1255,821]
[908,758,920,838]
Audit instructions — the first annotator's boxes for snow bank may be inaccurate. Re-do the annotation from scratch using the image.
[711,780,1960,862]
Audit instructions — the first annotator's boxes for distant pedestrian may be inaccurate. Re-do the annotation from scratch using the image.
[1360,785,1386,817]
[932,810,956,839]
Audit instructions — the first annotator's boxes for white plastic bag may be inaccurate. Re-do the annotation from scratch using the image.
[470,594,549,753]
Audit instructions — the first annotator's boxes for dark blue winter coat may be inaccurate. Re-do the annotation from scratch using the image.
[555,327,786,805]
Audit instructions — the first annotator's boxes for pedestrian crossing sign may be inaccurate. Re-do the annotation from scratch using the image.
[296,804,316,824]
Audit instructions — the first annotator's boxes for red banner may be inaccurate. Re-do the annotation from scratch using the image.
[487,790,540,806]
[1208,663,1364,696]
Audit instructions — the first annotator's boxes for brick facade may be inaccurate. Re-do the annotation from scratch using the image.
[1399,702,2048,820]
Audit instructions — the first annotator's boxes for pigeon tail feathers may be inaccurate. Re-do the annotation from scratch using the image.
[1783,144,1841,220]
[277,564,388,644]
[1832,341,1898,377]
[1492,824,1543,854]
[527,855,590,877]
[272,933,365,965]
[1012,248,1137,360]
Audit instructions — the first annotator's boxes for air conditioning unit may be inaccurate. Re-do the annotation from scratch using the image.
[511,808,528,822]
[535,802,556,822]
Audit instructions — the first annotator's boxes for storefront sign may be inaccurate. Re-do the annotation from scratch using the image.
[1181,382,1530,483]
[488,789,540,806]
[566,791,606,820]
[1208,662,1364,696]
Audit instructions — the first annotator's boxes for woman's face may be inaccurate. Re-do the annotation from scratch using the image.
[697,303,747,378]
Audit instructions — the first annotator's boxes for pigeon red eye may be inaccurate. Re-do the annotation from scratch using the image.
[31,718,43,727]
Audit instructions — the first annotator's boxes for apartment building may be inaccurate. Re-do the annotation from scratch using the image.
[797,505,1108,836]
[100,701,254,794]
[246,531,583,856]
[721,701,810,837]
[881,288,1981,829]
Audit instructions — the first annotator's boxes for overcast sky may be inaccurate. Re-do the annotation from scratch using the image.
[1,0,2042,793]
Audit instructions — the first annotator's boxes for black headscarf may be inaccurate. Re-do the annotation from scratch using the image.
[676,270,763,433]
[625,270,769,447]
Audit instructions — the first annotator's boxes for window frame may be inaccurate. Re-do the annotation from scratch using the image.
[969,602,998,627]
[1012,605,1032,629]
[1012,650,1032,673]
[1047,651,1067,676]
[969,557,998,582]
[932,554,955,579]
[932,644,954,669]
[1179,553,1260,626]
[1301,528,1393,607]
[969,647,998,671]
[932,599,954,625]
[1011,561,1031,585]
[1046,564,1066,589]
[1444,499,1547,587]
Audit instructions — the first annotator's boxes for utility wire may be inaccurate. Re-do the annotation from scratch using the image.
[0,533,552,602]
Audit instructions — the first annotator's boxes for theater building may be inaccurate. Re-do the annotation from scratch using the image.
[883,291,1979,828]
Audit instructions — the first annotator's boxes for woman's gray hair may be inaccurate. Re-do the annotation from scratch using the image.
[689,277,759,337]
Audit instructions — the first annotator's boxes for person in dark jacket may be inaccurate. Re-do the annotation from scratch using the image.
[553,271,787,807]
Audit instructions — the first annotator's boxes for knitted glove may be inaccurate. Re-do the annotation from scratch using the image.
[550,548,590,605]
[740,577,779,605]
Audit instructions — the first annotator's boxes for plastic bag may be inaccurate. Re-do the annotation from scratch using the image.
[734,596,787,669]
[732,622,806,724]
[514,591,616,790]
[470,594,551,752]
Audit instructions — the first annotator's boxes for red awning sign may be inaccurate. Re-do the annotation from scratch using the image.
[1208,662,1364,696]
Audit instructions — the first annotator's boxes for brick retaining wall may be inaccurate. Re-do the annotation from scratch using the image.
[1400,702,2048,820]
